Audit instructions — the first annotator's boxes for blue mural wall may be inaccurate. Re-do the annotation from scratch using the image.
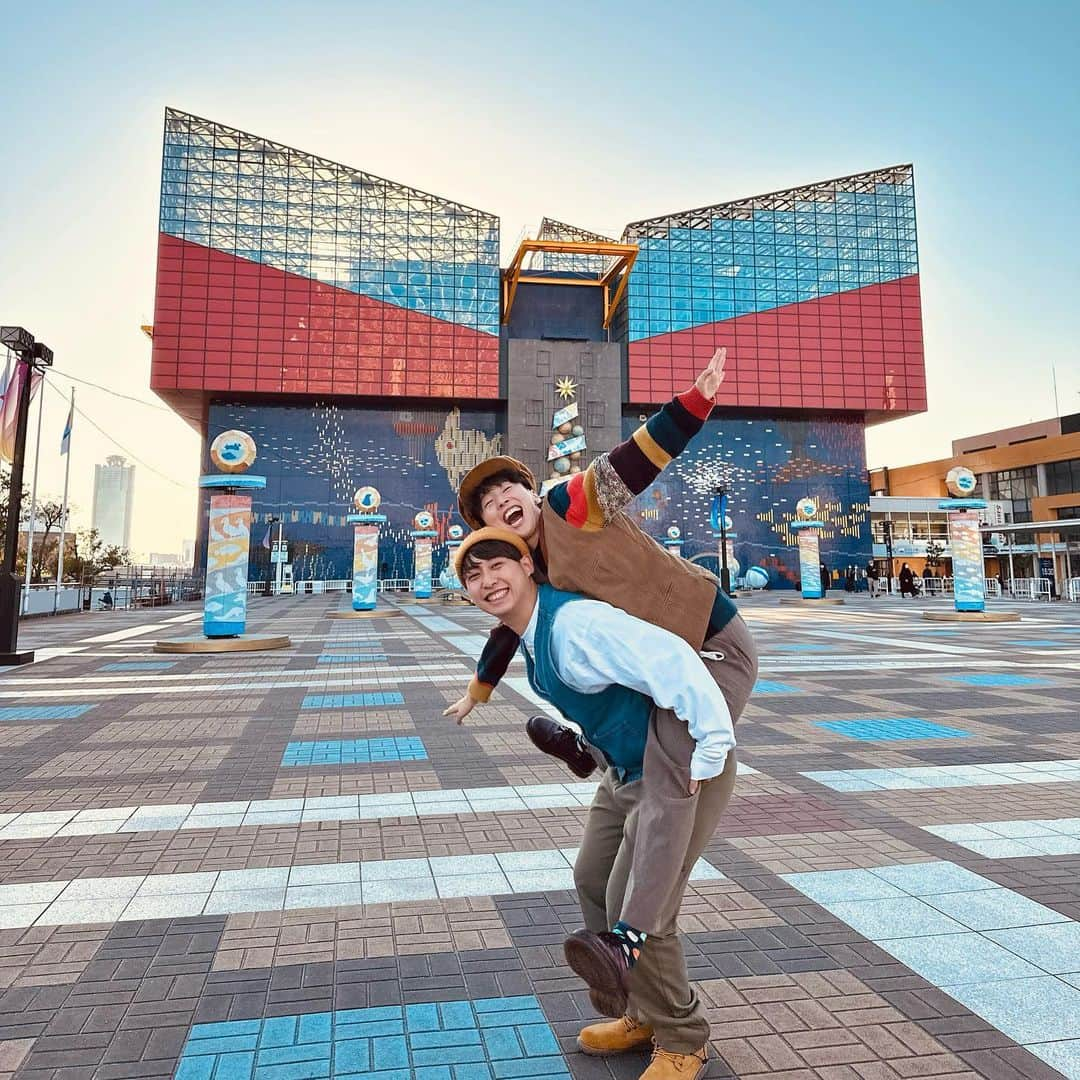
[203,402,505,581]
[200,401,870,590]
[620,411,872,589]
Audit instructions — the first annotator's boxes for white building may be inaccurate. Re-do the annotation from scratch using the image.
[92,455,135,550]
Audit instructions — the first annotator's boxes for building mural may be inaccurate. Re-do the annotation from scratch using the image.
[204,402,504,581]
[621,412,871,587]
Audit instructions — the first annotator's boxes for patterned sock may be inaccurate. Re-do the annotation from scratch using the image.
[611,921,647,967]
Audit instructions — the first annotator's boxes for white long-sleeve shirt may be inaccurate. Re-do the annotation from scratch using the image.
[520,594,735,781]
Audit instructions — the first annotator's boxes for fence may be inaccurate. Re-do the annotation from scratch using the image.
[1068,578,1080,603]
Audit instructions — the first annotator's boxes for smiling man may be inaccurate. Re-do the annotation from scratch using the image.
[455,526,747,1080]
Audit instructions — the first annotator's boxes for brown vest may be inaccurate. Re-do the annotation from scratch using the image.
[539,503,719,650]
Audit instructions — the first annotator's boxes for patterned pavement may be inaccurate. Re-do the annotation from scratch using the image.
[1,593,1079,1079]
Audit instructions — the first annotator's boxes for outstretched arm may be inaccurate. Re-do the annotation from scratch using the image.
[549,348,726,530]
[443,622,520,723]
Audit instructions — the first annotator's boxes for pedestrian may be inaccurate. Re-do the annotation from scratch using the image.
[899,562,916,597]
[819,561,830,592]
[456,529,755,1080]
[866,560,880,598]
[844,565,856,592]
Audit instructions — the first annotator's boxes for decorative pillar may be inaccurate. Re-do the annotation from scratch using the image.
[411,511,438,599]
[200,430,265,638]
[346,486,385,612]
[791,497,826,600]
[664,525,684,557]
[941,467,987,614]
[443,524,465,592]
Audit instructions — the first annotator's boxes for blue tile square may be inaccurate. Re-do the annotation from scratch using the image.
[318,654,388,663]
[298,1012,333,1044]
[215,1051,256,1080]
[875,932,1045,985]
[941,976,1080,1044]
[985,923,1080,975]
[816,718,971,741]
[923,887,1068,931]
[372,1035,409,1070]
[870,862,997,896]
[405,1004,441,1033]
[753,681,801,695]
[782,869,906,904]
[945,674,1051,688]
[481,1027,523,1060]
[281,737,427,767]
[334,1037,371,1072]
[0,704,94,722]
[824,897,970,941]
[301,693,405,709]
[177,996,564,1080]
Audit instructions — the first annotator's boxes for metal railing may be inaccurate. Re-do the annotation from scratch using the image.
[1004,577,1052,601]
[1065,577,1080,603]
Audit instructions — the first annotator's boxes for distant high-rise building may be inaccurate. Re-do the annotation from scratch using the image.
[92,455,135,550]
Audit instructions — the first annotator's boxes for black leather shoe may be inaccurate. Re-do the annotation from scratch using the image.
[526,715,597,779]
[564,930,630,1017]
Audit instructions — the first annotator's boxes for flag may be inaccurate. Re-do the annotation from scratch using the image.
[261,524,272,550]
[0,363,42,464]
[60,399,74,455]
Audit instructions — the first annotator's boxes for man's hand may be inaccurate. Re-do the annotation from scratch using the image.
[688,779,700,796]
[442,695,476,725]
[693,347,727,401]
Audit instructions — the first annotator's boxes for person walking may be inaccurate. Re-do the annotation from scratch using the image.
[899,562,916,597]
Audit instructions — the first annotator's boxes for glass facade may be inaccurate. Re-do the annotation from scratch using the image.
[988,466,1038,523]
[152,109,500,403]
[614,166,924,416]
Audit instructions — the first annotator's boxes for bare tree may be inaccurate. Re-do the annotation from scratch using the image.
[30,499,67,582]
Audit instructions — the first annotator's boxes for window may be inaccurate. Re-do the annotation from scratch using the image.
[525,400,544,427]
[580,351,596,379]
[535,350,551,377]
[586,400,606,428]
[988,466,1038,522]
[1047,458,1080,496]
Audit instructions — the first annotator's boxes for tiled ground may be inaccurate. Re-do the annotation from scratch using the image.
[2,593,1080,1079]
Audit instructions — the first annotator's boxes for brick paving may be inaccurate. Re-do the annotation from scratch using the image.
[1,593,1078,1078]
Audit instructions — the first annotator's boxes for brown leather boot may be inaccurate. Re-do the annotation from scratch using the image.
[577,1015,654,1056]
[640,1042,708,1080]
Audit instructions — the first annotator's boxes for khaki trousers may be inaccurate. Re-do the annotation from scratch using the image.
[572,615,758,1052]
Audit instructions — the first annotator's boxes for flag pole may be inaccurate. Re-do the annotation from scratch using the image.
[22,373,45,613]
[54,388,74,613]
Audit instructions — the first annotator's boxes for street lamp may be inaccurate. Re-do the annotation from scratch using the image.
[710,485,733,597]
[1,326,54,665]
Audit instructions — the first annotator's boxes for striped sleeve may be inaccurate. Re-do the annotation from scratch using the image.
[548,386,714,531]
[467,622,520,703]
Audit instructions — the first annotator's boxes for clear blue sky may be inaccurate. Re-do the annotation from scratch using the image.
[2,1,1078,552]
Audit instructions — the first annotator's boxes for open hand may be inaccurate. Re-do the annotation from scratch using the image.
[693,347,727,400]
[442,695,476,725]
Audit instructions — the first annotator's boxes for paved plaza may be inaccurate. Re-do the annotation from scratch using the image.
[1,595,1079,1080]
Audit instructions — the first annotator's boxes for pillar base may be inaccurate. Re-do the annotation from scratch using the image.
[921,610,1021,623]
[326,609,402,620]
[0,650,35,666]
[154,635,291,653]
[779,596,845,606]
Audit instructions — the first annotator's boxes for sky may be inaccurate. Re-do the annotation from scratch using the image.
[2,0,1078,555]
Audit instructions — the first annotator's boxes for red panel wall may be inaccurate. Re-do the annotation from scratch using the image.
[150,234,501,402]
[626,276,925,418]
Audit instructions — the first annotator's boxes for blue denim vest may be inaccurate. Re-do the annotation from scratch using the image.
[522,585,650,782]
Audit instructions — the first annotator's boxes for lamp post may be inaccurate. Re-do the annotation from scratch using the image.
[710,486,733,597]
[881,518,895,595]
[1,327,53,665]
